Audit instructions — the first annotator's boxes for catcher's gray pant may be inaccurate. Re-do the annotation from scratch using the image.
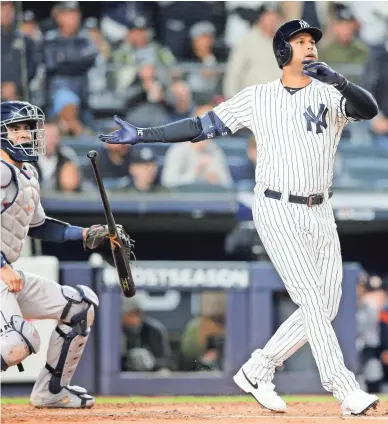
[0,271,95,402]
[242,188,360,402]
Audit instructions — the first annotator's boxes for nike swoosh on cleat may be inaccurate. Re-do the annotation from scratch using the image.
[242,368,258,389]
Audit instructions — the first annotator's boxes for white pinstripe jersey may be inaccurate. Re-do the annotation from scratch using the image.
[213,79,358,195]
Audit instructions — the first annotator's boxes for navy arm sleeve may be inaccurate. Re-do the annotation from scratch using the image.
[28,217,84,243]
[139,112,231,144]
[140,117,202,143]
[340,82,379,121]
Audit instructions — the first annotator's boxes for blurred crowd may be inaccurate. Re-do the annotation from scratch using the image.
[357,273,388,393]
[120,292,226,373]
[1,0,388,194]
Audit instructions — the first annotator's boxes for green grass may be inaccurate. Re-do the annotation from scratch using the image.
[2,395,388,406]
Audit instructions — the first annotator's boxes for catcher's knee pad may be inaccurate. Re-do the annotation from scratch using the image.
[1,315,40,371]
[60,285,99,333]
[45,285,99,394]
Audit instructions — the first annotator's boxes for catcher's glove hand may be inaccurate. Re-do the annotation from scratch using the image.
[84,224,135,267]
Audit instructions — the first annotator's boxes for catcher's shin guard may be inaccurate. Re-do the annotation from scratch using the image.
[46,322,90,394]
[31,285,98,404]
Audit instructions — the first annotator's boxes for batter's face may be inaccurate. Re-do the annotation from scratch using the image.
[288,32,318,70]
[7,122,33,145]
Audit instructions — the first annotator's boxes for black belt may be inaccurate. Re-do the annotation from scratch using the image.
[264,189,333,207]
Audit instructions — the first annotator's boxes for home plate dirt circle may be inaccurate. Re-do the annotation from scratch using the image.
[2,401,388,424]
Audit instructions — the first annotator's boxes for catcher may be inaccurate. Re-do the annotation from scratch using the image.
[0,101,132,408]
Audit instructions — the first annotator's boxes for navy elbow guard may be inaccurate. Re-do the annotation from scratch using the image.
[192,112,231,143]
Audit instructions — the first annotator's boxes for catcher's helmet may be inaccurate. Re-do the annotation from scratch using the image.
[1,101,45,163]
[273,20,322,69]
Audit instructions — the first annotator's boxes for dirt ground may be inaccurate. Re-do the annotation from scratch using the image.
[3,401,388,424]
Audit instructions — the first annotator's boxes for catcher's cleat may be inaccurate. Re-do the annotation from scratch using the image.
[31,385,95,408]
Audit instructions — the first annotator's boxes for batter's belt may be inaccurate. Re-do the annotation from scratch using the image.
[264,188,333,207]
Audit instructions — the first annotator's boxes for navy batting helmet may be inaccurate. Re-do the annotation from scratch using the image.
[1,101,45,163]
[273,20,322,69]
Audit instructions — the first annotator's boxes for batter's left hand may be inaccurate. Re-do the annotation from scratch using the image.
[303,61,347,89]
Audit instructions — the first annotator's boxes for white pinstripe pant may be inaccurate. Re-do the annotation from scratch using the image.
[243,190,360,401]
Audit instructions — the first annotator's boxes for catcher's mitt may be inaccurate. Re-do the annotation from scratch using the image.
[84,224,135,267]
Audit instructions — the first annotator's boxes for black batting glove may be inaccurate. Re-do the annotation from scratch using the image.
[303,61,347,91]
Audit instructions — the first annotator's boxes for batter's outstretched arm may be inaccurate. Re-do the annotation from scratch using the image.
[98,112,231,146]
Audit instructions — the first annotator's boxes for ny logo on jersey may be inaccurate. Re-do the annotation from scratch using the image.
[303,104,328,134]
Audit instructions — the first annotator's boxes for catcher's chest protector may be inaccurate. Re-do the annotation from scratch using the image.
[1,161,41,263]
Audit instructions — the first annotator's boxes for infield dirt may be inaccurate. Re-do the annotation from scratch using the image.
[2,400,388,424]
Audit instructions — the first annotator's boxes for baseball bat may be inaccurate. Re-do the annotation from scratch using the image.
[87,150,136,298]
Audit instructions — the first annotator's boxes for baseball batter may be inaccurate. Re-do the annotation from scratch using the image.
[99,20,379,415]
[0,101,130,408]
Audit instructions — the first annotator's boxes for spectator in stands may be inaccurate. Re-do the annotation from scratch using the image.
[185,21,222,104]
[1,1,38,101]
[112,15,176,99]
[34,119,82,192]
[44,1,98,136]
[137,62,166,104]
[121,297,171,372]
[157,1,222,60]
[345,1,388,47]
[223,4,281,98]
[84,17,113,106]
[361,42,388,149]
[165,80,196,121]
[20,10,47,108]
[318,4,368,82]
[280,1,331,30]
[84,141,132,191]
[20,10,43,43]
[224,2,331,50]
[357,275,387,393]
[121,61,171,127]
[180,293,225,371]
[223,1,264,49]
[84,17,111,61]
[112,15,182,127]
[100,1,157,45]
[161,105,232,189]
[129,146,161,193]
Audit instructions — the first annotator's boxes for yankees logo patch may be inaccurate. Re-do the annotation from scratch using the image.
[303,104,328,134]
[299,20,309,28]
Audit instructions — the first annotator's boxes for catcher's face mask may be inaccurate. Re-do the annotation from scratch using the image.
[1,103,46,162]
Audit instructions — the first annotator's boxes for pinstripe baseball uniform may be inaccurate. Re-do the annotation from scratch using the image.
[213,79,360,401]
